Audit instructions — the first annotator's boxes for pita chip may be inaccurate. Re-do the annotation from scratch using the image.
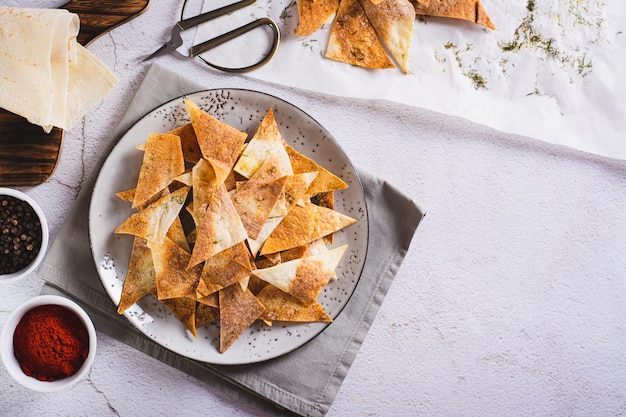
[257,285,332,323]
[260,202,356,255]
[413,0,496,30]
[325,0,395,69]
[115,186,190,244]
[197,242,253,296]
[151,236,203,300]
[195,303,220,328]
[232,176,287,239]
[185,97,248,183]
[167,123,202,164]
[271,172,318,218]
[132,133,185,209]
[253,244,348,304]
[359,0,415,73]
[117,237,156,314]
[234,108,293,179]
[285,145,347,198]
[219,283,266,353]
[294,0,341,36]
[160,296,197,336]
[188,184,247,268]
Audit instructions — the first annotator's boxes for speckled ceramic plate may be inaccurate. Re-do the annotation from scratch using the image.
[89,89,368,365]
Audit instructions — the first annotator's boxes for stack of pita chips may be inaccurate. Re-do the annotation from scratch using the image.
[0,7,118,132]
[114,98,357,353]
[295,0,495,73]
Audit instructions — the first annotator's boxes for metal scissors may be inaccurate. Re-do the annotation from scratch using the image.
[144,0,280,73]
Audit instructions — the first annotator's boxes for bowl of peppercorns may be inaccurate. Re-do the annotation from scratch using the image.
[0,188,49,283]
[1,294,97,392]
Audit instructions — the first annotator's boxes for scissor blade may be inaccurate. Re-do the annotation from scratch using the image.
[143,25,184,62]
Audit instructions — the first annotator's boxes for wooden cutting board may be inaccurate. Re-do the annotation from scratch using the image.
[0,0,150,186]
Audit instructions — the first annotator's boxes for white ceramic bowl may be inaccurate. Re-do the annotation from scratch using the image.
[0,188,49,284]
[1,295,97,392]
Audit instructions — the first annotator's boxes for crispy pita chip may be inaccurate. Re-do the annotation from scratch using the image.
[234,108,293,179]
[167,122,202,164]
[359,0,415,73]
[413,0,495,30]
[253,245,347,304]
[160,297,197,336]
[294,0,341,36]
[232,176,287,239]
[132,133,185,209]
[325,0,395,69]
[260,202,356,255]
[115,186,190,244]
[257,285,332,323]
[271,172,318,218]
[285,145,347,198]
[197,242,253,296]
[195,303,220,328]
[151,236,203,300]
[239,154,285,192]
[185,98,247,184]
[117,237,156,314]
[192,158,218,215]
[247,216,283,257]
[188,184,248,268]
[218,283,266,353]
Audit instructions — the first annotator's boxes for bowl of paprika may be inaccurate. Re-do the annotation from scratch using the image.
[1,295,97,392]
[0,188,49,284]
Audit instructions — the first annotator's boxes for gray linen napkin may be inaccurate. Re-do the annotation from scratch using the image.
[37,63,423,417]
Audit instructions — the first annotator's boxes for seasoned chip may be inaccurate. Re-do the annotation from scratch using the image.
[257,285,332,323]
[413,0,495,30]
[271,172,318,218]
[197,242,253,296]
[115,186,190,244]
[117,237,156,314]
[167,122,202,164]
[151,236,203,300]
[325,0,395,69]
[195,303,220,328]
[232,176,287,239]
[247,216,283,258]
[218,283,265,353]
[234,108,293,179]
[252,245,347,304]
[185,97,247,184]
[132,133,185,209]
[294,0,341,36]
[285,145,347,198]
[260,202,356,255]
[359,0,415,73]
[160,297,197,336]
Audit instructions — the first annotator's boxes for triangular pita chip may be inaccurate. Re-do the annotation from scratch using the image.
[247,216,283,258]
[195,303,220,328]
[239,153,285,192]
[234,108,293,179]
[132,133,185,209]
[285,145,347,197]
[117,237,156,314]
[257,285,332,323]
[271,172,318,218]
[218,283,265,353]
[160,297,197,336]
[188,184,248,268]
[252,245,347,304]
[115,186,190,244]
[260,202,356,255]
[325,0,395,69]
[151,236,203,300]
[192,158,218,215]
[232,176,287,239]
[185,97,247,184]
[413,0,495,30]
[294,0,341,36]
[167,122,202,164]
[359,0,415,73]
[197,242,253,296]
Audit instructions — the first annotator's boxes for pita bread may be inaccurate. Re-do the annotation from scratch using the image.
[132,133,185,209]
[160,297,197,336]
[359,0,415,73]
[232,176,287,239]
[185,98,248,184]
[257,285,332,323]
[325,0,395,69]
[260,202,356,255]
[285,145,347,198]
[234,108,293,179]
[115,186,190,244]
[413,0,495,30]
[294,0,341,36]
[151,236,203,300]
[117,237,156,314]
[188,184,248,268]
[252,245,347,304]
[218,283,265,353]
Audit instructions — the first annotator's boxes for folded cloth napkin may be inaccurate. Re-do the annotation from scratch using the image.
[37,63,424,417]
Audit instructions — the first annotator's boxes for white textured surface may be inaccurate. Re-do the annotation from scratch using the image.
[1,1,626,416]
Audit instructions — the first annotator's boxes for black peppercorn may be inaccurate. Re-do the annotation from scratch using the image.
[0,195,42,274]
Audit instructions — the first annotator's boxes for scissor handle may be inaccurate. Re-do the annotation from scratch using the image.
[177,0,256,31]
[190,17,280,73]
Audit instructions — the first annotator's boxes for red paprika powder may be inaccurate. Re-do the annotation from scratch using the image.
[12,304,90,382]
